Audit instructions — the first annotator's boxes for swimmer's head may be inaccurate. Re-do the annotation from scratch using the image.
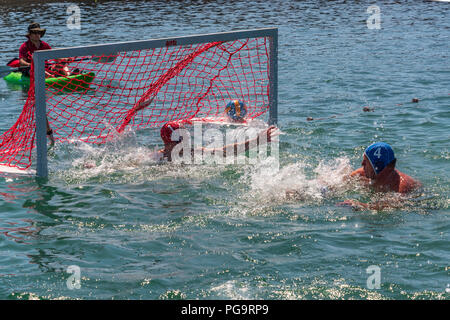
[364,142,396,175]
[160,121,183,145]
[225,100,247,122]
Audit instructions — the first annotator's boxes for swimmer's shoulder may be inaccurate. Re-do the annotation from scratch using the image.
[350,167,365,177]
[398,170,422,193]
[348,167,370,185]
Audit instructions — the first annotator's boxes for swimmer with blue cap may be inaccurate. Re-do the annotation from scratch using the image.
[337,142,422,210]
[364,142,396,177]
[349,142,421,193]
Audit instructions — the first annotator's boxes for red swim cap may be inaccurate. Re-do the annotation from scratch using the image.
[160,121,182,144]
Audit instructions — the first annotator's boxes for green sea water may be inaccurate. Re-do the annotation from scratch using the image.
[0,0,448,300]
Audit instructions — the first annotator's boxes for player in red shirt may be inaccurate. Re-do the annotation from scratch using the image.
[19,23,52,77]
[19,22,75,78]
[18,23,55,142]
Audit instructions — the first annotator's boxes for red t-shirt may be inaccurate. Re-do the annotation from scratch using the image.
[19,39,51,63]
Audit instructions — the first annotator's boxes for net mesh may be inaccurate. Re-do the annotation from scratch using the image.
[0,37,271,170]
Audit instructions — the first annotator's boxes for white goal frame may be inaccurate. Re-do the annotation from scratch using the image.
[33,28,278,177]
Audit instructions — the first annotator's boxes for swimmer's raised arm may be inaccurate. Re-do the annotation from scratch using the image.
[201,126,278,157]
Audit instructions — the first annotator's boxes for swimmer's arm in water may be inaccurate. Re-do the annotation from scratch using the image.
[46,118,55,145]
[337,197,409,211]
[337,199,372,211]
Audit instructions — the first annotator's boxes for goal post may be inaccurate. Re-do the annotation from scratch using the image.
[30,28,278,177]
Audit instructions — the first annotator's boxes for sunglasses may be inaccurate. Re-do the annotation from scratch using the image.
[30,30,43,35]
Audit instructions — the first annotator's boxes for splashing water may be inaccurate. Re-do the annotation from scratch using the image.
[243,156,355,205]
[50,122,275,184]
[50,126,164,183]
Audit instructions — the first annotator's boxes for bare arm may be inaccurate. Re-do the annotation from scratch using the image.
[202,126,278,157]
[19,58,30,67]
[46,118,55,145]
[337,194,412,211]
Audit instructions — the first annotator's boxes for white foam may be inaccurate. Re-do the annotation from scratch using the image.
[210,280,251,299]
[245,156,354,203]
[0,164,35,175]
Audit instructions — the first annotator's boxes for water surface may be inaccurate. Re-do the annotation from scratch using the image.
[0,0,448,300]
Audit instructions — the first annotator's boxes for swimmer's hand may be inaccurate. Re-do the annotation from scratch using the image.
[266,125,280,143]
[286,189,300,199]
[337,199,368,211]
[47,133,55,146]
[337,199,398,211]
[83,161,96,169]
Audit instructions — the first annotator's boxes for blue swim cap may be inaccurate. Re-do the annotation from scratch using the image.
[364,142,396,175]
[225,100,247,121]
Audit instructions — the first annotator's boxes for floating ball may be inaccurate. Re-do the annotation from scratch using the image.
[225,100,247,122]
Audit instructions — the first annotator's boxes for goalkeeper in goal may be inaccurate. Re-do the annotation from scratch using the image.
[158,121,278,163]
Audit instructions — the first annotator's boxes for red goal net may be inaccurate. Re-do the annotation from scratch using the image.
[0,36,271,170]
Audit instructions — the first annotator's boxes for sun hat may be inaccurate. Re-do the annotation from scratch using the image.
[26,22,46,37]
